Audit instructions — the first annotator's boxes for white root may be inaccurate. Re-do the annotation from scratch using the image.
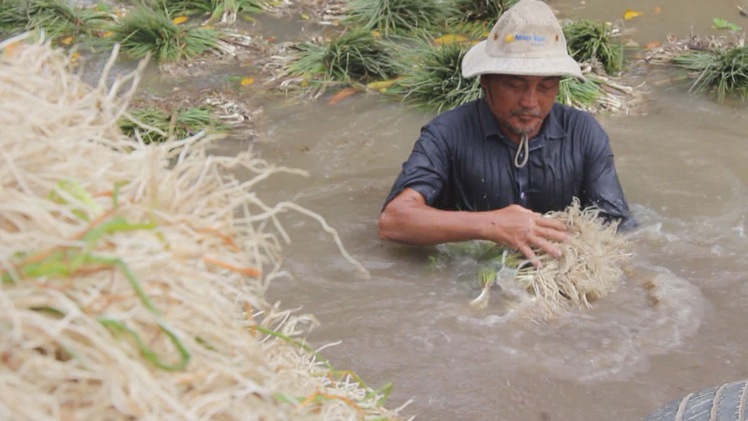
[0,36,402,421]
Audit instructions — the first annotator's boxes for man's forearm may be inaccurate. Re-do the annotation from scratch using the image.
[378,188,569,265]
[378,188,488,245]
[378,201,486,245]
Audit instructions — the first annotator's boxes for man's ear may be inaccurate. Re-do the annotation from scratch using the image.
[479,74,493,99]
[479,74,488,91]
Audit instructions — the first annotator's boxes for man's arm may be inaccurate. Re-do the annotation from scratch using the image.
[578,116,637,230]
[379,188,568,266]
[583,152,637,230]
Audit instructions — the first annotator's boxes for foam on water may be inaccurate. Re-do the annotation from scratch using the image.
[456,265,705,382]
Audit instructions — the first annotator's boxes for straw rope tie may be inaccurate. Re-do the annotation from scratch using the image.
[514,132,530,168]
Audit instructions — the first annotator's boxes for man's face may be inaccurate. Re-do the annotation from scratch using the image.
[480,74,560,142]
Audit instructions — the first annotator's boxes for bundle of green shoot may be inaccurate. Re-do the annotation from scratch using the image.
[0,0,112,40]
[119,106,225,144]
[278,0,639,114]
[107,6,219,63]
[673,45,748,101]
[563,19,623,75]
[443,200,631,319]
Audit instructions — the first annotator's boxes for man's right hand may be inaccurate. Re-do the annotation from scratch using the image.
[481,204,568,267]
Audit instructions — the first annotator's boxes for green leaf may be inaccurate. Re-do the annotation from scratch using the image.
[713,18,729,28]
[713,17,742,31]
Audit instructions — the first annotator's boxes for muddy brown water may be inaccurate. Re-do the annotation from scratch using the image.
[150,1,748,420]
[229,86,748,421]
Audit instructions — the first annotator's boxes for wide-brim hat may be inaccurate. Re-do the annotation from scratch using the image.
[461,0,584,81]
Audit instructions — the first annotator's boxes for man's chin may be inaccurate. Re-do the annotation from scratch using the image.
[509,126,537,137]
[507,119,541,135]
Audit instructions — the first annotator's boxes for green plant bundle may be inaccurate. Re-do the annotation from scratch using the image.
[283,40,327,82]
[322,30,397,81]
[145,0,215,16]
[285,29,397,94]
[557,76,601,109]
[432,240,512,264]
[143,0,263,18]
[345,0,445,36]
[563,19,623,75]
[0,0,112,39]
[0,0,28,37]
[673,46,748,102]
[119,106,222,143]
[395,41,482,112]
[208,0,264,22]
[443,0,518,24]
[713,17,742,32]
[109,7,218,63]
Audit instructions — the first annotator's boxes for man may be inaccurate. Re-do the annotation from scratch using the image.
[378,0,634,267]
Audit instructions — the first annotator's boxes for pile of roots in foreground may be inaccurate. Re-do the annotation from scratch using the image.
[0,34,403,421]
[469,199,631,320]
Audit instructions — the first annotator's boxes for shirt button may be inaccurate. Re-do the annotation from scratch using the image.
[520,192,526,199]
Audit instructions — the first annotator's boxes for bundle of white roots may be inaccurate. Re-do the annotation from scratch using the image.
[0,34,401,421]
[470,200,631,319]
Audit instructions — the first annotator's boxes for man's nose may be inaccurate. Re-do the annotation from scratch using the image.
[518,86,540,108]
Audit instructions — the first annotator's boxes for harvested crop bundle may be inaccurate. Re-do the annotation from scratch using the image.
[511,200,631,317]
[470,199,631,319]
[0,33,401,421]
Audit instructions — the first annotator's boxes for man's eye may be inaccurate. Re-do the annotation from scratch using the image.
[539,83,556,92]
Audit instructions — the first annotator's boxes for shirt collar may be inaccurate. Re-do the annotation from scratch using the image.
[478,99,566,142]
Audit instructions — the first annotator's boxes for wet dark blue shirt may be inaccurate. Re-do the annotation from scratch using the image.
[383,99,635,229]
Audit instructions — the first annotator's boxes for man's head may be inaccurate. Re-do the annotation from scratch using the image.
[480,73,559,141]
[461,0,583,80]
[461,0,581,142]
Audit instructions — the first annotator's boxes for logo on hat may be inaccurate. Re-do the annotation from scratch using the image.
[510,33,547,46]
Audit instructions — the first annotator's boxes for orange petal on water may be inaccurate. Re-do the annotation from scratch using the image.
[434,34,468,45]
[328,87,358,105]
[624,9,644,20]
[366,79,397,92]
[653,6,662,15]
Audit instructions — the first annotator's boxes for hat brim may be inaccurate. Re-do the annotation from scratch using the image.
[461,40,586,82]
